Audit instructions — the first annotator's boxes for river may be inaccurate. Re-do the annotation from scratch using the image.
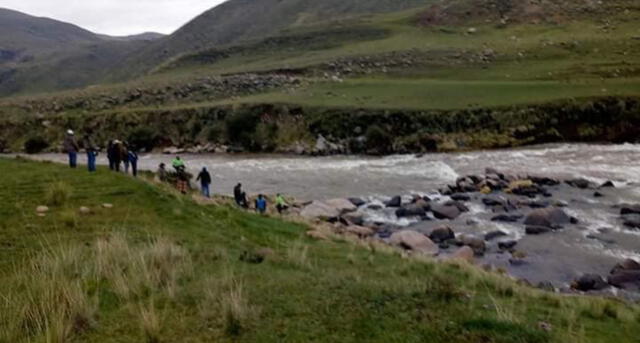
[22,143,640,200]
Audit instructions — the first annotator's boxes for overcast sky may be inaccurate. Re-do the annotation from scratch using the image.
[0,0,227,36]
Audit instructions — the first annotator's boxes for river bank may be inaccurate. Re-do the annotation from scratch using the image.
[2,96,639,155]
[11,143,640,298]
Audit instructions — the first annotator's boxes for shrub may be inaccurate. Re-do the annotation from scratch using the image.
[127,127,158,152]
[45,181,72,207]
[24,136,50,154]
[365,125,392,154]
[225,111,261,150]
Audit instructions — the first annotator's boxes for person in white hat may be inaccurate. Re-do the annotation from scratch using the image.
[63,129,79,168]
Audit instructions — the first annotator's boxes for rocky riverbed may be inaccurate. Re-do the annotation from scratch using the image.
[299,167,640,299]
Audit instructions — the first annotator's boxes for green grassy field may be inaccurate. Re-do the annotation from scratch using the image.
[220,77,640,110]
[1,157,639,342]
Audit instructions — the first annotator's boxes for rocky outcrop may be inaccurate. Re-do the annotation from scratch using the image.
[523,208,571,229]
[389,230,439,256]
[573,274,608,291]
[428,226,455,243]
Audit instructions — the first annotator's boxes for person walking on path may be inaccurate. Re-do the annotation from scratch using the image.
[127,147,139,177]
[234,183,248,208]
[276,193,289,214]
[63,130,80,168]
[82,133,98,172]
[255,194,267,215]
[196,167,212,198]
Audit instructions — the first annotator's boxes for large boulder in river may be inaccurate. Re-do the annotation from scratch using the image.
[389,230,439,256]
[430,203,462,220]
[385,196,402,208]
[451,246,475,264]
[573,274,608,291]
[346,225,375,238]
[342,212,365,226]
[608,259,640,289]
[428,226,455,243]
[324,198,357,214]
[300,201,340,219]
[620,204,640,215]
[396,204,427,218]
[565,178,593,189]
[611,259,640,274]
[608,271,640,290]
[459,235,486,256]
[524,208,571,229]
[348,198,366,207]
[525,226,552,235]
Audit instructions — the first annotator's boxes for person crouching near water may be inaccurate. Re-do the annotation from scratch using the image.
[157,163,168,182]
[196,167,212,198]
[234,183,249,208]
[276,193,289,215]
[82,133,98,172]
[172,156,188,194]
[63,130,80,168]
[255,194,267,215]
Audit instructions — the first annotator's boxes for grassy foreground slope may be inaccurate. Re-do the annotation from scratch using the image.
[0,158,639,342]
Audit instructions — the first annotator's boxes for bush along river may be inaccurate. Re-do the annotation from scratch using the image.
[20,143,640,298]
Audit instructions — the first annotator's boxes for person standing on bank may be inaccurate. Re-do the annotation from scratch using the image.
[127,147,139,177]
[82,133,98,172]
[196,167,212,198]
[63,130,80,168]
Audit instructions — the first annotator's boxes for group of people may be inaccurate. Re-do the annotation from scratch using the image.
[63,129,138,176]
[157,158,289,214]
[64,129,289,215]
[233,183,288,215]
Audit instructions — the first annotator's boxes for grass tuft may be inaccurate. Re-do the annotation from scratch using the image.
[45,181,72,207]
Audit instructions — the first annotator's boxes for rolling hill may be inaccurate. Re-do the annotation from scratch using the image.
[0,0,639,154]
[0,8,158,95]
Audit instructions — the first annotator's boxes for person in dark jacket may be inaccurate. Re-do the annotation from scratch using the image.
[127,147,139,177]
[112,140,123,172]
[122,142,131,174]
[63,130,80,168]
[82,133,98,172]
[196,167,212,198]
[234,183,248,208]
[107,141,115,171]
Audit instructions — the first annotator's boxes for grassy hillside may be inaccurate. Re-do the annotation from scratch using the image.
[0,0,639,154]
[1,157,640,342]
[0,8,157,96]
[118,0,433,77]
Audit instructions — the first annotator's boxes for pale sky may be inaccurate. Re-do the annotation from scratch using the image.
[0,0,227,36]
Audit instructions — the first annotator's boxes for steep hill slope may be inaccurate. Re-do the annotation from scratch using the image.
[118,0,433,76]
[0,8,100,63]
[0,8,156,96]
